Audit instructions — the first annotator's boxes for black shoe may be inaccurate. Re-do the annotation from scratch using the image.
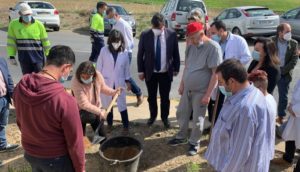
[0,144,19,153]
[162,120,170,129]
[147,118,155,126]
[187,144,199,156]
[168,138,188,146]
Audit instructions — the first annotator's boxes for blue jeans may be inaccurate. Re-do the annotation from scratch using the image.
[128,52,142,96]
[277,75,291,117]
[24,153,75,172]
[0,97,9,149]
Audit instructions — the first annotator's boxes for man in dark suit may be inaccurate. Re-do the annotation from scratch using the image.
[137,13,180,128]
[0,58,19,153]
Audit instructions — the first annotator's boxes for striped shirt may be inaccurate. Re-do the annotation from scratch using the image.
[205,84,269,172]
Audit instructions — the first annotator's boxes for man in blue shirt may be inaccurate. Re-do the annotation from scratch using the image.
[205,59,269,172]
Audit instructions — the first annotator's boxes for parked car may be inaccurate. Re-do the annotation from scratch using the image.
[9,1,60,31]
[160,0,209,38]
[214,6,279,37]
[90,4,136,37]
[280,7,300,40]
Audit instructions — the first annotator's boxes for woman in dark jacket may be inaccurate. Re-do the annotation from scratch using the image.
[248,37,281,94]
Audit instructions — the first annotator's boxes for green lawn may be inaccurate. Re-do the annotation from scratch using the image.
[113,0,300,12]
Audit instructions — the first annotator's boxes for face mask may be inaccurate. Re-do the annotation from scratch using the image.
[219,86,232,97]
[112,41,121,50]
[109,18,117,25]
[22,15,32,23]
[152,29,162,36]
[81,76,93,84]
[197,41,204,47]
[211,34,221,42]
[252,50,260,61]
[101,10,106,17]
[283,32,292,41]
[60,73,70,83]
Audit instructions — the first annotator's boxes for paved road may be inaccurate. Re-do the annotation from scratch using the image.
[0,30,299,101]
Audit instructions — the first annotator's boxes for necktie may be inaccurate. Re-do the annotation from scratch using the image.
[155,35,161,71]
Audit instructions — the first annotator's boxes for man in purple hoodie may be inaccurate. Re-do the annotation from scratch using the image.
[13,45,85,172]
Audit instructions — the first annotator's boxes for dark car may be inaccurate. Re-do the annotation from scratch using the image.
[90,4,136,37]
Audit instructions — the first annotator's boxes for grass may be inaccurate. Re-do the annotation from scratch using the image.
[186,162,200,172]
[8,165,31,172]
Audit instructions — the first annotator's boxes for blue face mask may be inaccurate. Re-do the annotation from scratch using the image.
[211,34,221,42]
[60,73,70,83]
[22,15,32,23]
[252,50,260,61]
[80,76,93,84]
[219,86,232,97]
[109,18,117,25]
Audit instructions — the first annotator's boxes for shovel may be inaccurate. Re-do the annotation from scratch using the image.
[84,89,121,148]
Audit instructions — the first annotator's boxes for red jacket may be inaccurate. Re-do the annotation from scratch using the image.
[13,73,85,172]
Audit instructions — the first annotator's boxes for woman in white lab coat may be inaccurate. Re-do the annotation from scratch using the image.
[281,79,300,171]
[96,29,131,132]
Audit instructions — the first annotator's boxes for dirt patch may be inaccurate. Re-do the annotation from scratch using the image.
[0,109,296,172]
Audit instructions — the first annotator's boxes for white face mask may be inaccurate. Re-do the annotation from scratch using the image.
[112,41,121,50]
[152,29,162,36]
[283,32,292,41]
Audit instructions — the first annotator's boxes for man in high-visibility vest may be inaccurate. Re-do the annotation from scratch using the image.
[7,3,50,75]
[89,1,107,63]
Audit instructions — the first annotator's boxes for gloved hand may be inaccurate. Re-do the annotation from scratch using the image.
[9,56,18,66]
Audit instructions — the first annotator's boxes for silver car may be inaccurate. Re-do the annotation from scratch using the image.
[214,6,279,37]
[9,1,60,31]
[280,7,300,40]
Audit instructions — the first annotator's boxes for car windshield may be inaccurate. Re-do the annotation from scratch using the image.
[176,0,206,13]
[28,2,54,9]
[245,8,274,17]
[110,6,128,15]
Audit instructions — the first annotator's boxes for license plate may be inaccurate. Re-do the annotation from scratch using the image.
[37,12,50,15]
[259,20,273,25]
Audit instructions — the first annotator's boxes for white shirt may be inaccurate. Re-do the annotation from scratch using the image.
[0,70,6,97]
[265,93,277,160]
[113,18,134,52]
[222,32,252,65]
[154,30,167,73]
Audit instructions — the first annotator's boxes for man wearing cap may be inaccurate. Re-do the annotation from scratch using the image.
[89,1,107,63]
[7,3,50,74]
[168,22,222,156]
[137,13,180,128]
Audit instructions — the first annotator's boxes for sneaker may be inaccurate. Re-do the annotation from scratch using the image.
[187,144,199,156]
[168,138,188,146]
[136,95,144,107]
[0,144,19,153]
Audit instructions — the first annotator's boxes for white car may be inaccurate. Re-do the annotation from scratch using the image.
[160,0,208,38]
[214,6,279,37]
[9,1,60,31]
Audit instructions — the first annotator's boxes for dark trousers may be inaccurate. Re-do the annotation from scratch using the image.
[283,141,300,171]
[89,39,104,63]
[79,110,105,137]
[145,72,172,121]
[128,52,142,96]
[20,62,43,75]
[208,92,225,123]
[0,97,9,148]
[24,153,75,172]
[107,109,129,129]
[277,75,291,117]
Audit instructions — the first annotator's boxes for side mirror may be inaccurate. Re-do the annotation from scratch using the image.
[9,7,14,11]
[128,11,132,15]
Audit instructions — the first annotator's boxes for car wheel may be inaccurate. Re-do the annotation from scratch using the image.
[232,27,242,36]
[8,16,11,22]
[133,33,136,37]
[53,27,60,31]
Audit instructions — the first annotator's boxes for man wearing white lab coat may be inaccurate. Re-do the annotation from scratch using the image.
[96,30,131,130]
[106,7,143,107]
[207,20,251,124]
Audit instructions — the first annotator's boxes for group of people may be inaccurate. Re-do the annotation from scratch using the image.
[1,1,300,171]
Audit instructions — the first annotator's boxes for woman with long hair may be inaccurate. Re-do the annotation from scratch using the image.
[248,37,281,94]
